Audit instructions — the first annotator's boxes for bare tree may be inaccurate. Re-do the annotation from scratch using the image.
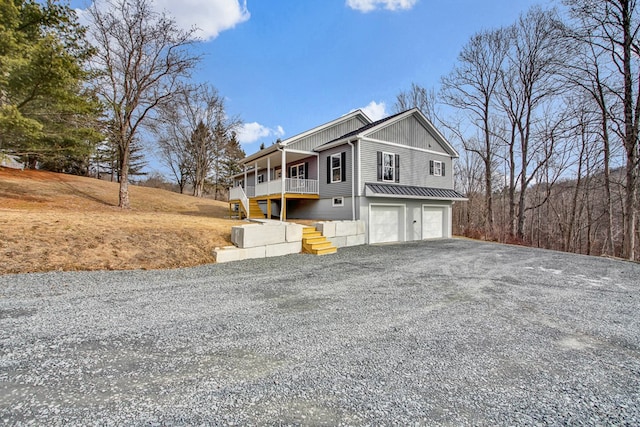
[441,27,510,237]
[564,0,640,260]
[393,83,438,120]
[497,7,567,239]
[152,84,241,198]
[88,0,200,208]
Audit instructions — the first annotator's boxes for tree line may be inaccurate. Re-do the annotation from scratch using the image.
[0,0,244,204]
[2,0,637,261]
[394,0,639,261]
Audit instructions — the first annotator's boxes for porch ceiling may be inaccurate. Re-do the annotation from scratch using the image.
[245,150,315,170]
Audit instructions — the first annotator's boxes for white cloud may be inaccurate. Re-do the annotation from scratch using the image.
[346,0,417,13]
[237,122,285,144]
[77,0,249,41]
[155,0,250,40]
[359,101,387,121]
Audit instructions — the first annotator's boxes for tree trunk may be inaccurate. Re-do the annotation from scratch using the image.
[484,109,494,237]
[118,142,131,209]
[621,0,638,260]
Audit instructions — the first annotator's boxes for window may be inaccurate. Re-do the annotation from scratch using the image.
[377,151,400,183]
[383,152,395,181]
[429,160,445,177]
[332,197,344,207]
[331,154,341,182]
[326,152,346,184]
[290,163,306,179]
[257,174,264,183]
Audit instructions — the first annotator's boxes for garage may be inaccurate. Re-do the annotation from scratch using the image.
[369,204,404,244]
[422,206,446,239]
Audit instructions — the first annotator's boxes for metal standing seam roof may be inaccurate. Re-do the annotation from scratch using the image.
[366,183,467,200]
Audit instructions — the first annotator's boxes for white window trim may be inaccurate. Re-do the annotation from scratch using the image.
[332,197,344,207]
[433,160,442,177]
[382,151,395,182]
[290,162,305,179]
[330,153,342,183]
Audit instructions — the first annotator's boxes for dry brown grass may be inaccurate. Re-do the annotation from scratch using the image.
[0,167,244,274]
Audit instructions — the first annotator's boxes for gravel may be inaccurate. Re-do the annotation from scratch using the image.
[1,238,639,425]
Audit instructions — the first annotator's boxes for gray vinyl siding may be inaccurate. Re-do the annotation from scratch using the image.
[360,140,454,190]
[368,115,449,154]
[286,198,353,220]
[319,145,352,199]
[286,116,368,152]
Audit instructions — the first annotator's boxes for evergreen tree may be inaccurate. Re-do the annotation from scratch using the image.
[0,0,102,170]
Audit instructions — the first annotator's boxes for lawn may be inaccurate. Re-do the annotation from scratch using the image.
[0,167,244,274]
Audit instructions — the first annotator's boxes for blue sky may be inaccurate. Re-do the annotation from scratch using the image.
[74,0,548,165]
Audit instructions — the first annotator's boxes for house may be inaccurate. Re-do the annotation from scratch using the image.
[228,108,466,244]
[0,153,24,170]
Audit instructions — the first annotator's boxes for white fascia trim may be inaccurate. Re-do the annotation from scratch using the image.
[280,110,372,148]
[314,138,351,152]
[283,148,316,156]
[360,137,454,158]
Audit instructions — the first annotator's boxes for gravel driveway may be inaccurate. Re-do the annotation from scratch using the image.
[1,239,639,425]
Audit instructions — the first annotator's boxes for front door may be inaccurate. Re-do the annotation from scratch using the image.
[290,163,305,180]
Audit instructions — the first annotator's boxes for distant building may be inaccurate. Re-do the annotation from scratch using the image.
[0,153,24,170]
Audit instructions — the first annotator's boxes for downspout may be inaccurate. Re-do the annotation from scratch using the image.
[347,140,356,221]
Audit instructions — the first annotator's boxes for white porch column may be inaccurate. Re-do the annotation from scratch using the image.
[267,157,271,182]
[281,148,286,220]
[254,161,258,187]
[243,165,247,189]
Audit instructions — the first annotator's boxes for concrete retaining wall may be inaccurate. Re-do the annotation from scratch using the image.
[314,220,365,248]
[215,221,303,263]
[214,219,366,264]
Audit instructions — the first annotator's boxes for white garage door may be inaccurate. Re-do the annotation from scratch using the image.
[422,206,445,239]
[370,205,404,244]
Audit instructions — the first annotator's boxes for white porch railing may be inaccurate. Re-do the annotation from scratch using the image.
[255,180,282,197]
[229,178,318,200]
[285,178,318,194]
[228,186,249,216]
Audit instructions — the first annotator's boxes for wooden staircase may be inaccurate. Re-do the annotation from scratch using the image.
[248,198,265,219]
[302,226,337,255]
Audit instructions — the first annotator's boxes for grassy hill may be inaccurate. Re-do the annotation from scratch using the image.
[0,167,244,274]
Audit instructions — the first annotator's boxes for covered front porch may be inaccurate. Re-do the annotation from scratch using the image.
[228,145,320,221]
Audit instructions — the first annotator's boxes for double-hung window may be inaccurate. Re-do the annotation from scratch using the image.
[331,153,342,183]
[377,151,400,183]
[383,152,395,181]
[326,152,346,184]
[429,160,445,177]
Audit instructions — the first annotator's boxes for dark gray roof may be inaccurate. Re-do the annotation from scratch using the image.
[366,183,467,200]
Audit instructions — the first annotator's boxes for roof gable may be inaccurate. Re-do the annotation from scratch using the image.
[282,110,371,152]
[363,109,459,157]
[240,110,371,164]
[315,109,459,157]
